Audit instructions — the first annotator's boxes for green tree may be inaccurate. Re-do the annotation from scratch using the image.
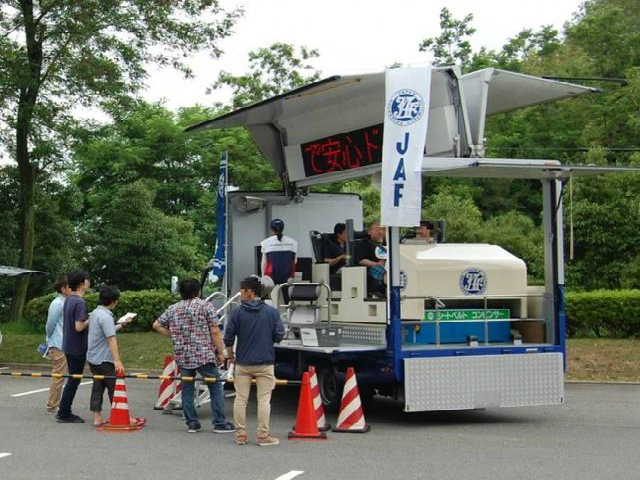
[82,180,204,290]
[419,8,476,70]
[212,42,321,109]
[0,166,80,319]
[74,102,281,257]
[0,1,241,320]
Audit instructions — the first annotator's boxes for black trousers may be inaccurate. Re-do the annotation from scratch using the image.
[57,353,86,418]
[89,362,116,412]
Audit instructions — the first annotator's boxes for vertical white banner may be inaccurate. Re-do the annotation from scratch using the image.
[381,67,431,227]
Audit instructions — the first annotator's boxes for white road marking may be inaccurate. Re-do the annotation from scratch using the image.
[11,381,92,398]
[275,471,304,480]
[0,453,12,460]
[0,367,9,370]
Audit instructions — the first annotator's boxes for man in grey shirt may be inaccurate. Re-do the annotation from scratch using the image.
[87,285,131,427]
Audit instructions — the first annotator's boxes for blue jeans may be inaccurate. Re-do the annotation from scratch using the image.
[57,353,86,418]
[180,363,227,427]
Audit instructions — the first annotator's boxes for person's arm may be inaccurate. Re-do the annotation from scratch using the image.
[324,254,347,267]
[272,310,285,344]
[45,299,61,338]
[359,258,378,268]
[152,320,171,336]
[223,312,237,363]
[261,252,267,276]
[210,324,225,365]
[74,302,89,332]
[107,336,124,373]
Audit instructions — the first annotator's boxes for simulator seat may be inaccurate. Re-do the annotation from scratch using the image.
[309,231,342,291]
[283,282,331,338]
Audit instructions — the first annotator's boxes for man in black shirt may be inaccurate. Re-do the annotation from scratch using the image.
[57,269,91,424]
[323,223,348,274]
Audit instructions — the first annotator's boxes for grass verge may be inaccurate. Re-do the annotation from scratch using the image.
[0,326,172,370]
[566,338,640,382]
[1,323,639,381]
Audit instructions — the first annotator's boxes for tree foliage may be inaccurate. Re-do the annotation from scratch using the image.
[82,180,204,290]
[212,42,321,109]
[0,0,240,319]
[419,8,476,70]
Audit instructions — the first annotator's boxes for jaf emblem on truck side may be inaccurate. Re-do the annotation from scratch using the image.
[387,89,425,126]
[459,268,487,296]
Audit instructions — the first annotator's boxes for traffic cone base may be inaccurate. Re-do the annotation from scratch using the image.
[98,373,145,434]
[288,372,327,440]
[331,423,371,434]
[332,367,370,434]
[288,430,327,439]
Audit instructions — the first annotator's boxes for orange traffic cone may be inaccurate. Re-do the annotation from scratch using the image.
[308,366,330,431]
[332,367,370,433]
[154,354,181,410]
[288,372,327,440]
[99,372,145,433]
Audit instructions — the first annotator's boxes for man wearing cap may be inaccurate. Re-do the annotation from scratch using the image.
[224,276,285,446]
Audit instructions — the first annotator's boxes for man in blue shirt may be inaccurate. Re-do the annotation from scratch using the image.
[224,277,285,446]
[87,285,132,427]
[57,269,91,424]
[44,276,71,414]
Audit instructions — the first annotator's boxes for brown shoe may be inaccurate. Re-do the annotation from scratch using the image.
[235,434,248,445]
[257,435,279,447]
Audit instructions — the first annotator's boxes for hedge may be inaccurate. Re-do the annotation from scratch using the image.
[565,289,640,338]
[24,289,179,332]
[22,289,640,338]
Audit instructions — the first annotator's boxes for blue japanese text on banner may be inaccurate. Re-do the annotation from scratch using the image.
[381,67,432,227]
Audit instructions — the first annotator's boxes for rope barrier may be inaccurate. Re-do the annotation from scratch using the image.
[0,371,300,385]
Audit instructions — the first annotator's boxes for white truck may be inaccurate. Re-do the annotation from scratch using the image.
[188,67,636,412]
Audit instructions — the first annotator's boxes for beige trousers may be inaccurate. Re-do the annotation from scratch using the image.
[46,347,68,412]
[233,364,275,437]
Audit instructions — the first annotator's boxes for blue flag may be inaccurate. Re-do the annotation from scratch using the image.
[211,152,227,282]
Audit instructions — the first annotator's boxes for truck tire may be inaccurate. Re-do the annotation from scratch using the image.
[317,366,342,413]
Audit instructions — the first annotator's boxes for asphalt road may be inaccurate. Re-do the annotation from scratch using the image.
[0,369,639,480]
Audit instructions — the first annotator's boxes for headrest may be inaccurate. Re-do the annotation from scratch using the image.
[287,283,321,301]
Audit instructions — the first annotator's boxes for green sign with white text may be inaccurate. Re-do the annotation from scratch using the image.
[424,309,510,322]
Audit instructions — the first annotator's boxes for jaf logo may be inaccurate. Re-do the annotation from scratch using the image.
[387,89,425,126]
[459,268,487,296]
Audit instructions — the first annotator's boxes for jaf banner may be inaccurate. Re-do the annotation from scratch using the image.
[380,67,432,227]
[211,151,228,282]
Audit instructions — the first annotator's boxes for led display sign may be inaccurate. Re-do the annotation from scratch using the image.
[300,124,383,177]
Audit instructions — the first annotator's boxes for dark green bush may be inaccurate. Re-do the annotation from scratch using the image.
[24,290,179,333]
[565,289,640,338]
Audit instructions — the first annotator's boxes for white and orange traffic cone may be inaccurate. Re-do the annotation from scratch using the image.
[154,354,181,410]
[308,366,330,431]
[332,367,370,433]
[99,372,146,433]
[288,372,327,440]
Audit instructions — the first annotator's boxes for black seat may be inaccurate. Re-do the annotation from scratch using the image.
[309,231,325,263]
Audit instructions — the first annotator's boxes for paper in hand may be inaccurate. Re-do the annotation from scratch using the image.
[117,312,137,324]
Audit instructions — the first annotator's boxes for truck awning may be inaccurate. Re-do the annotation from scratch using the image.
[186,68,471,180]
[421,158,640,179]
[0,266,47,277]
[461,69,598,150]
